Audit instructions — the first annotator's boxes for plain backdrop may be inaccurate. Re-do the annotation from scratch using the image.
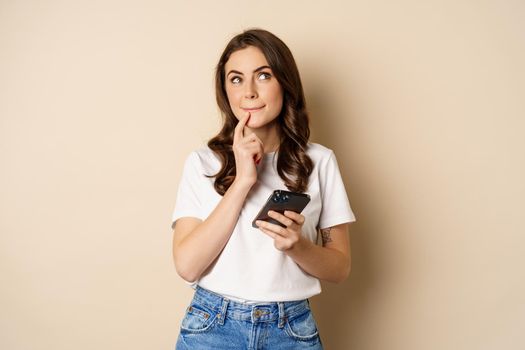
[1,1,524,349]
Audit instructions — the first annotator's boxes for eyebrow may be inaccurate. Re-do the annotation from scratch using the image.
[226,65,271,77]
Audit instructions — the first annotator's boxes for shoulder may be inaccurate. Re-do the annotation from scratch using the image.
[306,142,335,163]
[189,145,216,160]
[184,145,221,173]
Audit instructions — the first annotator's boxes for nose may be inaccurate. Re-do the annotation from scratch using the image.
[243,79,258,99]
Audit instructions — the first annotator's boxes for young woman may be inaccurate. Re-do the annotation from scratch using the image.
[171,28,356,350]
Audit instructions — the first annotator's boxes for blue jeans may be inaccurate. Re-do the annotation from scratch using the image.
[175,285,324,349]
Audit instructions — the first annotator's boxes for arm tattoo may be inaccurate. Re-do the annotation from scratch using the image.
[321,227,333,246]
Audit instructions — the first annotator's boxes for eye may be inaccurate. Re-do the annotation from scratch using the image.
[230,76,242,84]
[258,72,272,80]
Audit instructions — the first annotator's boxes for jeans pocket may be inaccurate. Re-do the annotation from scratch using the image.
[284,309,320,342]
[180,302,218,333]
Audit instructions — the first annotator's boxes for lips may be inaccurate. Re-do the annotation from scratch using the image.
[241,106,265,112]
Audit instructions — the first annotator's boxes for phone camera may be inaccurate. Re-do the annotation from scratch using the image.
[272,192,289,203]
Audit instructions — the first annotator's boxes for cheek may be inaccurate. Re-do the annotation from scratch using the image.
[225,91,233,106]
[225,89,243,118]
[226,85,242,100]
[267,86,283,111]
[225,89,238,106]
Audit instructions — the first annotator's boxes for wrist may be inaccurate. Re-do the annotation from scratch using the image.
[230,178,254,195]
[285,235,310,256]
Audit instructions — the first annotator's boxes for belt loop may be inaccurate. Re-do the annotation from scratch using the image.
[278,302,286,329]
[217,297,229,326]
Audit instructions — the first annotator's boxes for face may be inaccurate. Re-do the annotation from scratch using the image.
[224,46,283,129]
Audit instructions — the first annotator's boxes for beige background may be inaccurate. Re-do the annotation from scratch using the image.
[1,0,524,349]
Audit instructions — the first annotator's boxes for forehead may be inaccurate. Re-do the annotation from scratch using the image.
[225,46,269,72]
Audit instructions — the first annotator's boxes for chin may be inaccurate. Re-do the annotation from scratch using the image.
[248,119,269,129]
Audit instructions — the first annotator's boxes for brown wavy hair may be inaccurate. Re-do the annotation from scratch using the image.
[207,28,313,195]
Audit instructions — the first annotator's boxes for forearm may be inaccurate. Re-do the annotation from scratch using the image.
[174,180,251,282]
[284,238,351,283]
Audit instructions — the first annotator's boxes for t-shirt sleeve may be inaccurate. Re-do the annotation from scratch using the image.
[317,151,356,229]
[170,151,206,229]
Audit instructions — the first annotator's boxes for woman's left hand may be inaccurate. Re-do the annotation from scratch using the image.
[255,210,305,251]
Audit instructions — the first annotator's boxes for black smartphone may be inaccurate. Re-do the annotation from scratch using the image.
[252,190,311,228]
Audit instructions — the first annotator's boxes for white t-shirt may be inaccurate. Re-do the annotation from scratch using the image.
[171,142,356,302]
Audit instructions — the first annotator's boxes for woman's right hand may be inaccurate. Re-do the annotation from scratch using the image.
[232,112,264,188]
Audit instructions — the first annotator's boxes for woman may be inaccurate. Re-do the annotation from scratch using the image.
[171,28,356,349]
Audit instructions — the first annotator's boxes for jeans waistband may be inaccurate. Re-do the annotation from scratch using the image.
[193,285,311,328]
